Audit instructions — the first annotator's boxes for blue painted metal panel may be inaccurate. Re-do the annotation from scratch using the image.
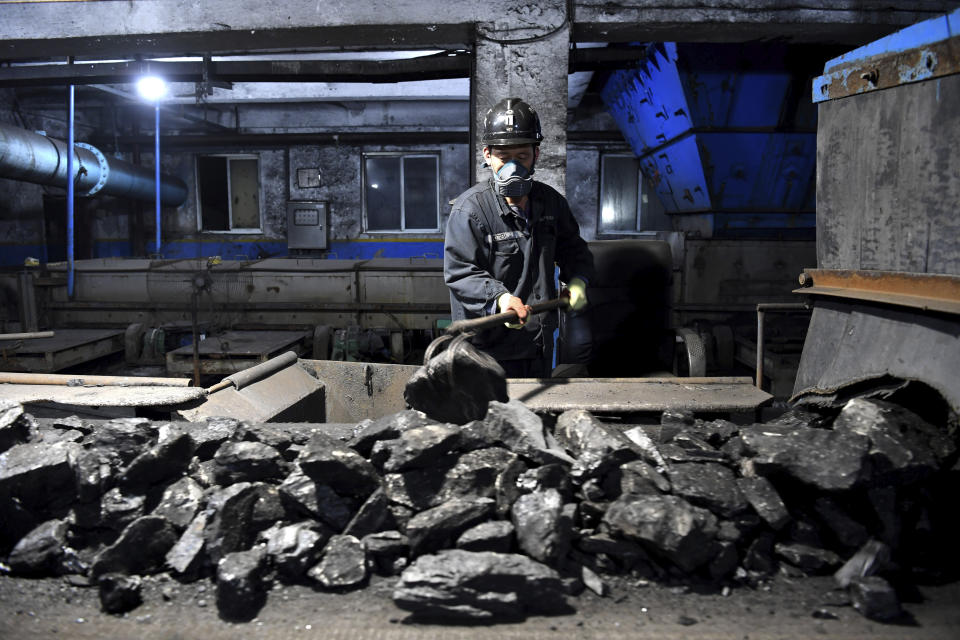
[602,42,818,236]
[639,135,711,212]
[813,8,960,103]
[0,239,447,266]
[699,133,816,212]
[823,8,959,72]
[602,43,691,155]
[327,240,443,260]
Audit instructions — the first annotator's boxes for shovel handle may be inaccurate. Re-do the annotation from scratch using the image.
[444,294,570,336]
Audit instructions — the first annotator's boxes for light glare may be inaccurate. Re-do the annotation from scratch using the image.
[137,76,167,101]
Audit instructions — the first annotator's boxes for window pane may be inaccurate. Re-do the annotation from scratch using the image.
[198,156,229,231]
[600,156,640,232]
[365,156,401,231]
[229,158,260,229]
[403,156,438,230]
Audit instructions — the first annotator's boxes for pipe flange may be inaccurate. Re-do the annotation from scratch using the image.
[75,142,109,196]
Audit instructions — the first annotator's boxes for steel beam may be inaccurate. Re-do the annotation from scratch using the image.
[795,269,960,315]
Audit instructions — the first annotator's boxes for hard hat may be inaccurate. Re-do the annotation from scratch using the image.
[481,97,544,146]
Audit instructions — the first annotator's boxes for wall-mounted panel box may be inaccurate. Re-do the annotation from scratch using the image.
[286,201,328,250]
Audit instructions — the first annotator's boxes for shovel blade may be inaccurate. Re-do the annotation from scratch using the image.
[403,336,507,424]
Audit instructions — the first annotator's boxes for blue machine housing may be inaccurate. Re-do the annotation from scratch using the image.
[601,43,818,237]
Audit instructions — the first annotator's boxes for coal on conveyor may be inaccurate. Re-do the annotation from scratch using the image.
[0,395,957,623]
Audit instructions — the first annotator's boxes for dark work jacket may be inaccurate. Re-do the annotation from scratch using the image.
[443,178,594,362]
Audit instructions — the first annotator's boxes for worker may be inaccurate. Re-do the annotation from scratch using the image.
[444,97,595,377]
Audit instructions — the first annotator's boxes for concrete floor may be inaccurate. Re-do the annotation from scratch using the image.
[2,573,959,640]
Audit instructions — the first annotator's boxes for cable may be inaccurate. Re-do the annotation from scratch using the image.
[476,19,569,45]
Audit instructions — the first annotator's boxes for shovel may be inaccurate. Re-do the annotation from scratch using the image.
[423,293,571,364]
[405,293,571,424]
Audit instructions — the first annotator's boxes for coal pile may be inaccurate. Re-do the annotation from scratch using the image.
[0,396,958,624]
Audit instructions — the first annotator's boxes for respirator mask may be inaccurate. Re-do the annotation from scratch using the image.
[491,161,534,198]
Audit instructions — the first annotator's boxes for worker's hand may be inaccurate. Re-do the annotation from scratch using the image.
[565,277,588,312]
[497,292,530,329]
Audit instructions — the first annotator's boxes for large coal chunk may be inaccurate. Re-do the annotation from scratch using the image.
[813,496,869,549]
[343,487,394,538]
[517,463,574,497]
[203,483,261,564]
[213,441,285,484]
[81,417,154,466]
[833,398,952,482]
[264,521,330,582]
[577,532,650,571]
[618,459,671,497]
[554,409,640,483]
[393,549,567,621]
[740,424,869,491]
[385,448,518,513]
[511,489,574,565]
[91,515,178,578]
[118,424,195,490]
[403,337,508,425]
[849,576,903,621]
[602,494,719,572]
[348,410,433,457]
[736,476,790,531]
[151,476,204,531]
[0,440,80,512]
[183,416,240,460]
[216,546,268,621]
[668,462,747,518]
[166,510,210,578]
[774,542,842,575]
[6,518,69,576]
[363,530,410,576]
[298,433,380,499]
[479,401,574,466]
[98,573,142,614]
[0,400,29,453]
[382,464,452,512]
[279,467,355,531]
[434,447,519,507]
[308,534,368,589]
[406,497,495,556]
[457,521,515,553]
[99,487,145,531]
[0,496,39,556]
[371,424,462,473]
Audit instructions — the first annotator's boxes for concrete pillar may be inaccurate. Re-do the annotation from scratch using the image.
[473,4,569,195]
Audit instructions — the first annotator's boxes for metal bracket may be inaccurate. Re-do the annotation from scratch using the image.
[75,142,109,197]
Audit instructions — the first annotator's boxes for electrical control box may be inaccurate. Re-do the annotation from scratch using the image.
[286,201,328,250]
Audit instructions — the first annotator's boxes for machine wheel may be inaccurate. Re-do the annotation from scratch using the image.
[675,328,707,377]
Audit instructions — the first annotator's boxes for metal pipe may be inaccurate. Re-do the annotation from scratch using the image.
[206,351,299,393]
[67,84,75,297]
[0,121,187,206]
[0,331,54,340]
[756,307,765,390]
[0,371,191,387]
[154,102,162,254]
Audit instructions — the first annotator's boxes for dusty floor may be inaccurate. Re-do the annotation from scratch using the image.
[1,572,958,640]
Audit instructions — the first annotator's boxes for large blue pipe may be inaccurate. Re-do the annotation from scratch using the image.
[0,121,187,206]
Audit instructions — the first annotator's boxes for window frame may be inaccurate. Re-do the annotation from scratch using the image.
[194,153,263,234]
[361,151,441,234]
[598,153,648,236]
